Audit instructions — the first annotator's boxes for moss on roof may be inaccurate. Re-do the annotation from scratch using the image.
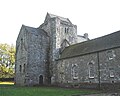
[60,30,120,59]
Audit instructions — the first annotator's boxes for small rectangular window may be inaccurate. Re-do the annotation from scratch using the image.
[107,50,116,60]
[109,68,114,77]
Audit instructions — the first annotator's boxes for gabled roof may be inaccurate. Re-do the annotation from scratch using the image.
[60,39,70,53]
[61,39,70,46]
[44,13,72,23]
[16,25,49,44]
[60,30,120,59]
[24,25,49,37]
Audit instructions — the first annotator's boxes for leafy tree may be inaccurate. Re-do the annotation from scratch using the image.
[0,43,15,78]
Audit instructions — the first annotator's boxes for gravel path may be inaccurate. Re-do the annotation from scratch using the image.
[82,93,120,96]
[71,93,120,96]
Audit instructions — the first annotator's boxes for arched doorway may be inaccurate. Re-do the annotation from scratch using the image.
[39,75,43,85]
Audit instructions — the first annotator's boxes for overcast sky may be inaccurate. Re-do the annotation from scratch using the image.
[0,0,120,45]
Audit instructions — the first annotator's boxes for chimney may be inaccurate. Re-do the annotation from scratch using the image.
[84,33,88,39]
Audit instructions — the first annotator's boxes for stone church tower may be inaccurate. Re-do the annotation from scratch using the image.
[15,13,88,86]
[40,13,79,83]
[40,13,78,61]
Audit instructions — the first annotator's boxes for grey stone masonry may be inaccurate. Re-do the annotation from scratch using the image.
[16,13,120,89]
[15,13,89,86]
[56,31,120,89]
[15,25,50,86]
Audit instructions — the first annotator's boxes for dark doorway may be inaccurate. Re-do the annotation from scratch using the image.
[39,75,43,85]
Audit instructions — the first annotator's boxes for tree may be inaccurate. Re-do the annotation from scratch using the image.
[0,43,15,78]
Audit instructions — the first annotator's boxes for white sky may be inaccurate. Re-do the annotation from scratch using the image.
[0,0,120,45]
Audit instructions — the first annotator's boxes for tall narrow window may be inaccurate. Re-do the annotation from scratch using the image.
[65,28,67,33]
[72,64,78,80]
[20,65,22,72]
[88,62,95,78]
[23,64,25,73]
[21,38,24,50]
[67,28,69,33]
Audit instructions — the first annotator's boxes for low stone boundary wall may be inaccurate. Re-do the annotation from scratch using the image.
[54,82,120,91]
[0,78,14,82]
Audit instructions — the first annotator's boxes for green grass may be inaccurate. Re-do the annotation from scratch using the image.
[0,84,100,96]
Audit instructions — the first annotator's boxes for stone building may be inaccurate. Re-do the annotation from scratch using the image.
[15,13,120,89]
[15,25,49,86]
[56,31,120,89]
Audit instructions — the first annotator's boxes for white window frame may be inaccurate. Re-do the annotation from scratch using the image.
[109,68,114,78]
[88,62,95,79]
[72,64,78,80]
[107,50,116,60]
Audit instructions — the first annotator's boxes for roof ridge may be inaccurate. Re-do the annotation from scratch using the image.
[38,28,50,37]
[60,30,120,59]
[48,13,67,19]
[47,13,70,23]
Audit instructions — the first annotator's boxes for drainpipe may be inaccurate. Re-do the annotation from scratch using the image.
[97,52,101,90]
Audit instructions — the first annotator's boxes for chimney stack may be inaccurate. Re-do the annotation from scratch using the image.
[84,33,88,39]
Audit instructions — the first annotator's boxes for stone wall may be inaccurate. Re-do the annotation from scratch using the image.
[56,53,99,88]
[56,47,120,89]
[15,26,28,86]
[40,16,78,84]
[99,48,120,85]
[26,29,49,86]
[15,26,50,86]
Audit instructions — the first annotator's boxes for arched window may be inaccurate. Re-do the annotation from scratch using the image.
[88,62,95,78]
[39,75,43,84]
[65,28,69,34]
[20,65,22,72]
[72,64,78,80]
[109,68,114,78]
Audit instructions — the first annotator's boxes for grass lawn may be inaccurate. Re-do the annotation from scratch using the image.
[0,82,100,96]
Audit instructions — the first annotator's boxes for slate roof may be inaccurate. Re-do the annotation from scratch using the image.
[60,31,120,59]
[23,25,49,37]
[48,13,71,23]
[77,35,90,40]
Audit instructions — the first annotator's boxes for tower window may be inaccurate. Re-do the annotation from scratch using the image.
[67,28,69,33]
[23,64,25,73]
[57,28,59,32]
[65,28,67,33]
[21,38,23,44]
[65,28,69,33]
[21,38,23,50]
[20,65,22,72]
